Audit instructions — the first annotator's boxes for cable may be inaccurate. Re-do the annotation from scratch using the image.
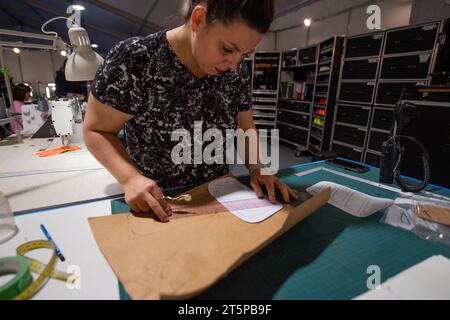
[41,17,76,37]
[393,135,430,192]
[392,137,402,172]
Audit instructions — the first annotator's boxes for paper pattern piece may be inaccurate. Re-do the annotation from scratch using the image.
[89,177,331,300]
[208,177,283,223]
[307,181,394,217]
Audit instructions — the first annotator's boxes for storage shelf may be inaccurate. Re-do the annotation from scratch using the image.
[319,58,332,65]
[311,124,324,131]
[278,98,312,104]
[314,91,329,96]
[277,121,309,131]
[310,132,322,141]
[253,113,276,119]
[320,47,333,54]
[252,106,276,111]
[309,143,321,153]
[254,120,276,126]
[277,108,310,116]
[279,138,307,149]
[252,89,278,94]
[282,62,316,71]
[333,140,363,150]
[316,71,331,77]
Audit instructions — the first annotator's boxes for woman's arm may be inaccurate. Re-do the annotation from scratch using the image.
[238,109,266,171]
[84,93,139,183]
[83,93,172,221]
[238,110,299,203]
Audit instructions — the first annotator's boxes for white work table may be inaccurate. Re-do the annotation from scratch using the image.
[2,137,450,300]
[0,136,123,213]
[0,199,120,299]
[0,136,123,299]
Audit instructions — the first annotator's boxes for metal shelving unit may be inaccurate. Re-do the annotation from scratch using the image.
[331,31,385,162]
[276,45,318,151]
[308,36,344,155]
[251,52,281,133]
[331,20,449,167]
[368,20,445,167]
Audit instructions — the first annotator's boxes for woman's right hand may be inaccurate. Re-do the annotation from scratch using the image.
[122,174,173,222]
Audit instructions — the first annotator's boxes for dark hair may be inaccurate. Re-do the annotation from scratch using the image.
[185,0,275,34]
[13,84,32,102]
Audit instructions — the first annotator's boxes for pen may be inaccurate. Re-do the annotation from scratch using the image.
[40,224,66,262]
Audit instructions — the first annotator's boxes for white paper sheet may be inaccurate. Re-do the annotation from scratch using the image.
[208,177,283,223]
[355,255,450,300]
[306,181,394,217]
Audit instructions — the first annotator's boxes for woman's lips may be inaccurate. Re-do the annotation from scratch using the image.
[215,67,225,74]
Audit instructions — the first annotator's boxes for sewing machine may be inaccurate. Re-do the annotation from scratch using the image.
[51,98,84,146]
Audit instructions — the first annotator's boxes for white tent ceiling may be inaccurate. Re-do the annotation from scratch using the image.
[0,0,315,55]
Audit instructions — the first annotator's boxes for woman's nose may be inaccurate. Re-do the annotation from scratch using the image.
[226,52,242,71]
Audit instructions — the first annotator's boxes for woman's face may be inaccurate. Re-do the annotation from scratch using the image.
[190,7,263,76]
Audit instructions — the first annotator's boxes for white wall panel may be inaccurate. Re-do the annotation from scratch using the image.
[276,26,308,51]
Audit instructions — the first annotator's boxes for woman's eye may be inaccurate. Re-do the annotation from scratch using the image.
[222,46,234,54]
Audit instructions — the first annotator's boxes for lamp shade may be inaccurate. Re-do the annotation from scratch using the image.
[65,25,104,81]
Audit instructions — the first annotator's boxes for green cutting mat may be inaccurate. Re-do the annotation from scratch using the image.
[111,161,450,300]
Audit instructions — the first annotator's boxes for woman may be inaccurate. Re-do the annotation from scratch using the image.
[84,0,299,222]
[10,83,32,133]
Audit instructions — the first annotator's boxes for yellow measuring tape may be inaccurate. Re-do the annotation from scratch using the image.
[9,240,76,300]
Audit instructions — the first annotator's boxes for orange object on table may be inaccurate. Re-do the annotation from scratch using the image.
[35,146,81,157]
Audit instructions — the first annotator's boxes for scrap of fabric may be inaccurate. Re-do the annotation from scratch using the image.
[35,146,81,157]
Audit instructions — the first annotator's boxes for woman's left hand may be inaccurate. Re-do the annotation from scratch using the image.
[250,168,300,203]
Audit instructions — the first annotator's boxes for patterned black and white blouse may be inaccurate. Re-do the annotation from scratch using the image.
[92,31,252,189]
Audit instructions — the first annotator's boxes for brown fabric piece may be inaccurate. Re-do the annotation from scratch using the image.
[416,204,450,226]
[89,176,331,300]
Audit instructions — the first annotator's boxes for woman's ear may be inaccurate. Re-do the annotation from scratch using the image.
[190,5,207,32]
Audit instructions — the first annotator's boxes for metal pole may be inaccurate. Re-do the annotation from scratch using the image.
[0,46,22,143]
[0,46,14,110]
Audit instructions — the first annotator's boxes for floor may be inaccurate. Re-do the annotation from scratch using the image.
[229,144,312,177]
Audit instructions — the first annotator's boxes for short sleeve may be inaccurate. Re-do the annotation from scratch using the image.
[234,61,252,113]
[91,38,147,115]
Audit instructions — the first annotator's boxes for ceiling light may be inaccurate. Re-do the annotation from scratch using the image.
[304,18,312,27]
[60,50,67,57]
[91,44,98,48]
[71,5,85,11]
[13,47,20,54]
